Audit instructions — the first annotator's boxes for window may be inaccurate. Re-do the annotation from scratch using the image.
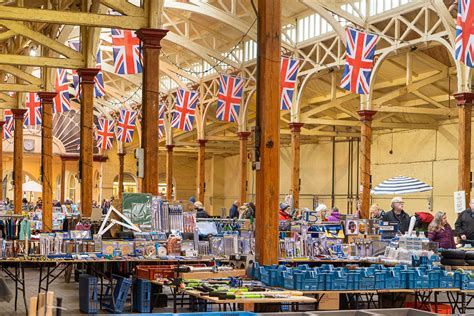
[68,174,76,202]
[113,173,137,197]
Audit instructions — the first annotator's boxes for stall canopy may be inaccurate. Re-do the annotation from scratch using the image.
[22,180,42,193]
[371,176,432,195]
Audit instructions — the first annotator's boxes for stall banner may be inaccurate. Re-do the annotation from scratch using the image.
[122,193,152,230]
[454,190,466,213]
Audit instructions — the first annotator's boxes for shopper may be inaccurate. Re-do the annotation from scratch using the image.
[102,200,110,215]
[455,198,474,241]
[382,196,411,234]
[247,202,256,218]
[428,211,455,249]
[369,204,384,220]
[279,203,292,220]
[229,200,240,219]
[316,204,329,221]
[194,201,210,218]
[327,207,341,222]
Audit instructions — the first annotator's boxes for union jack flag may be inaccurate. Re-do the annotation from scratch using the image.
[68,40,105,98]
[340,28,379,95]
[116,109,137,143]
[96,117,115,150]
[217,74,244,122]
[3,110,13,140]
[111,29,143,75]
[280,57,299,110]
[158,103,165,138]
[25,92,42,126]
[455,0,474,67]
[53,68,71,113]
[171,88,198,132]
[94,47,106,98]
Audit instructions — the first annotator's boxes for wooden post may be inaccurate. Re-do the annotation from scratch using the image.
[117,152,125,201]
[237,132,250,203]
[12,109,26,214]
[454,92,474,204]
[289,123,304,209]
[166,144,174,201]
[137,28,168,195]
[78,68,99,217]
[255,0,281,265]
[197,139,207,203]
[60,158,66,204]
[357,110,376,219]
[38,92,57,232]
[0,121,5,201]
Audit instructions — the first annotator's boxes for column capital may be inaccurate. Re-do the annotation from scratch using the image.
[166,144,175,151]
[77,68,100,84]
[454,92,474,106]
[117,152,126,157]
[37,92,57,103]
[357,110,377,122]
[237,131,251,140]
[11,109,26,119]
[197,139,207,146]
[288,122,304,133]
[136,28,169,49]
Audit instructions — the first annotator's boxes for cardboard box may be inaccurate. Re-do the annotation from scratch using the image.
[318,293,339,310]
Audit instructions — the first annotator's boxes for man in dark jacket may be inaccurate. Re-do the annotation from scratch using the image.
[455,199,474,241]
[382,196,411,234]
[229,200,240,219]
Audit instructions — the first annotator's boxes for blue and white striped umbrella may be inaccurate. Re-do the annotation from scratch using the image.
[371,176,433,195]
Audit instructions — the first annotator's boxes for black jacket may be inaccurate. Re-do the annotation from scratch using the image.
[382,209,411,233]
[229,204,239,219]
[455,208,474,240]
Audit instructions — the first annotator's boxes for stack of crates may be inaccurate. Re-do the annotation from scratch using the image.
[79,275,98,314]
[133,278,151,313]
[102,275,132,313]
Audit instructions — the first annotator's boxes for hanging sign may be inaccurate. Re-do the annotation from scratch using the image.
[454,191,466,213]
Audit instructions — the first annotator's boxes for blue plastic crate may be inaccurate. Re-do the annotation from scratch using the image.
[102,275,132,313]
[347,272,361,290]
[375,271,386,290]
[359,272,376,290]
[460,273,474,290]
[405,269,430,289]
[133,278,151,313]
[79,275,98,314]
[296,270,326,290]
[325,271,347,290]
[385,269,405,289]
[320,264,335,272]
[282,271,297,289]
[439,271,462,289]
[259,265,286,287]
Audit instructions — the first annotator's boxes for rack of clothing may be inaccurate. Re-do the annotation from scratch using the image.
[0,215,31,241]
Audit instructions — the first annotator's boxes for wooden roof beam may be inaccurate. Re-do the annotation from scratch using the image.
[0,6,147,29]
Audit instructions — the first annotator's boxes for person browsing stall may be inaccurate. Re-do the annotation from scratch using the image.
[428,211,455,249]
[327,207,341,222]
[229,200,240,219]
[455,198,474,241]
[194,201,210,218]
[382,196,411,234]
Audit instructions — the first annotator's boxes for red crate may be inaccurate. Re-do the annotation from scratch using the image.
[136,265,176,280]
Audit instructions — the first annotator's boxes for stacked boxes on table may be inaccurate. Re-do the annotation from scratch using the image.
[256,262,466,291]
